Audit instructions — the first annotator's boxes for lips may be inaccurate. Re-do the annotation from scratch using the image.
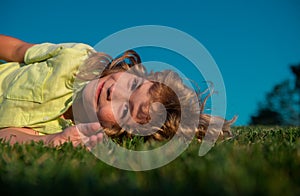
[95,80,105,107]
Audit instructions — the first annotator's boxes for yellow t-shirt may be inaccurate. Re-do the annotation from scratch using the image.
[0,43,94,134]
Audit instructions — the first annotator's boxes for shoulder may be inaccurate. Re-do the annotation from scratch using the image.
[24,43,95,64]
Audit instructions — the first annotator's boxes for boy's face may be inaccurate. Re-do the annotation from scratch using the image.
[82,71,153,129]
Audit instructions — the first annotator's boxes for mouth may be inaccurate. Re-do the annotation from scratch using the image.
[95,80,105,107]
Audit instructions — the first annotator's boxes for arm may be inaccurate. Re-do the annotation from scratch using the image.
[0,34,35,62]
[0,123,103,148]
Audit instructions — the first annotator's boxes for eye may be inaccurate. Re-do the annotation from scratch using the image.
[121,104,129,119]
[131,78,139,91]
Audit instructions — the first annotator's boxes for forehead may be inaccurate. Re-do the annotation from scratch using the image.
[130,82,153,117]
[119,80,154,126]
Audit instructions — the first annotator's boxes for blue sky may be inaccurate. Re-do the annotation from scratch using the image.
[2,0,300,125]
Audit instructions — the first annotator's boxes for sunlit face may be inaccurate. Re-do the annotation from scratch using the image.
[82,72,153,129]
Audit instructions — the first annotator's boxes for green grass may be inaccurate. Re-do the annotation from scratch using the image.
[1,126,300,196]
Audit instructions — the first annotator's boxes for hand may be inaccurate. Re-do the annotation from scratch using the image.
[76,122,106,149]
[46,122,105,149]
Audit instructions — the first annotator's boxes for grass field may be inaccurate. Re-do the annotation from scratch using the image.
[0,126,300,196]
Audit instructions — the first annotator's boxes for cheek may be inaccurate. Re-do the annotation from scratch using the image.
[97,106,117,127]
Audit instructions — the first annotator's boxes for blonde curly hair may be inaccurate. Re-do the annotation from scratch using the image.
[77,50,236,142]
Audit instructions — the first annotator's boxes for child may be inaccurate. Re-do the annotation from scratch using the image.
[0,35,236,147]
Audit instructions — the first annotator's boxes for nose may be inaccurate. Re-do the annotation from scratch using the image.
[107,84,114,101]
[107,83,127,101]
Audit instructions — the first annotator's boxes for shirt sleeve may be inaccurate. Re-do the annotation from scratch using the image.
[24,43,94,64]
